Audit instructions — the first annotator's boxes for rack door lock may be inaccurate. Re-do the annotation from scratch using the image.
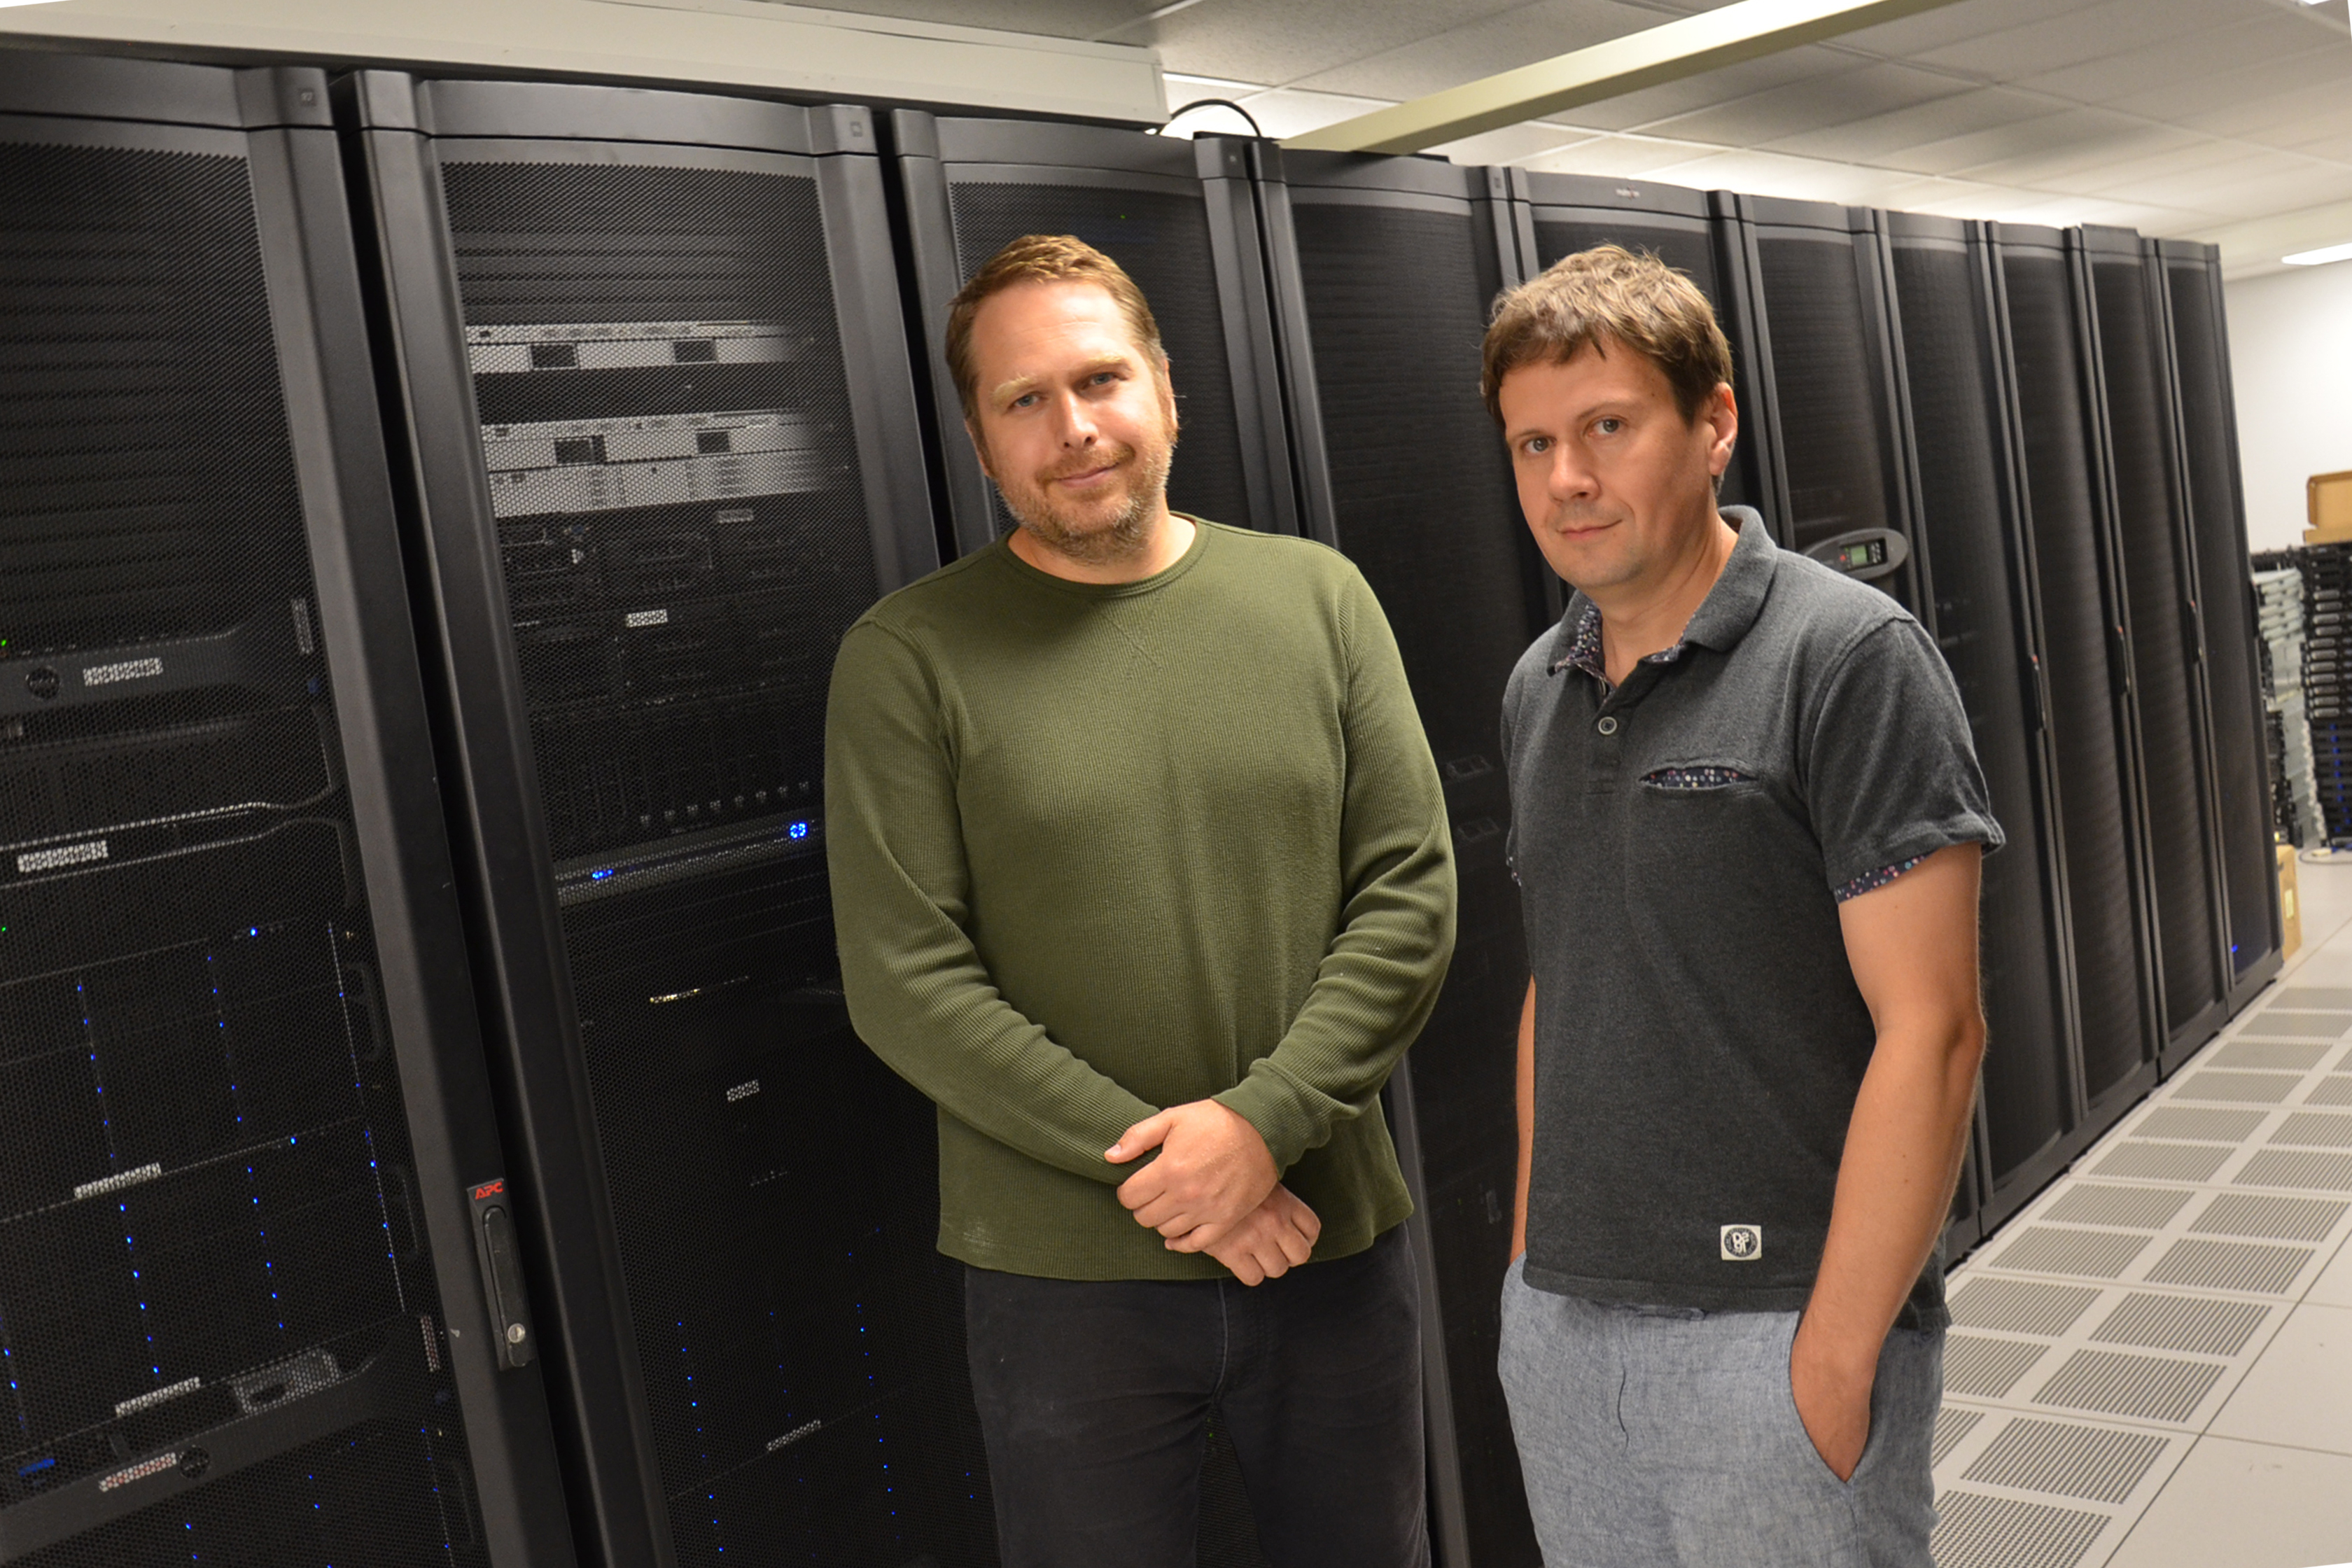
[468,1178,536,1371]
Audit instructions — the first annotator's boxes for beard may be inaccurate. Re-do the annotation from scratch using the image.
[993,425,1179,567]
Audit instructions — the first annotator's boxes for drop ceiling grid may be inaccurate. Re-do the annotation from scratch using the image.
[1930,970,2352,1565]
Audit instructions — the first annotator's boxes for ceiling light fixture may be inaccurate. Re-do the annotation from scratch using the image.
[2283,241,2352,266]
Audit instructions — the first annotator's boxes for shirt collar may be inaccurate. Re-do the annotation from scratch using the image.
[1544,506,1776,678]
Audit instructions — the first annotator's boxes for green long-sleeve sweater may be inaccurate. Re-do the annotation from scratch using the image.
[822,519,1456,1279]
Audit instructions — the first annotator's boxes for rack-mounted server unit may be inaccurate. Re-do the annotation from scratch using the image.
[342,73,979,1568]
[2080,225,2232,1068]
[1882,214,2087,1242]
[1987,224,2165,1159]
[892,113,1295,556]
[1506,170,1774,528]
[0,50,574,1567]
[2155,239,2281,1019]
[1256,144,1545,1568]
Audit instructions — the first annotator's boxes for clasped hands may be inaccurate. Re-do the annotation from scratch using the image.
[1105,1099,1319,1286]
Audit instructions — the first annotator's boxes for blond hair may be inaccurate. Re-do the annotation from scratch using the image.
[1481,244,1732,425]
[944,234,1165,422]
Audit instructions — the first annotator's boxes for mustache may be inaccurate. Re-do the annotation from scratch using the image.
[1040,444,1135,482]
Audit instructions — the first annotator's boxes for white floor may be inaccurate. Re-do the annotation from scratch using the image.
[1929,856,2352,1568]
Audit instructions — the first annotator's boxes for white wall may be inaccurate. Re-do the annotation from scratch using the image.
[0,0,1166,125]
[2225,262,2352,554]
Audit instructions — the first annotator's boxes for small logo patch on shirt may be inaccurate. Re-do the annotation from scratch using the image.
[1721,1224,1763,1261]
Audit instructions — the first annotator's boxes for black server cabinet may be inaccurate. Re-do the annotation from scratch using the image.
[343,74,978,1567]
[1989,225,2164,1134]
[892,113,1295,555]
[1882,215,2087,1238]
[2080,225,2232,1065]
[1256,147,1544,1568]
[1508,170,1773,525]
[0,52,573,1567]
[2157,239,2281,1017]
[1719,197,1924,610]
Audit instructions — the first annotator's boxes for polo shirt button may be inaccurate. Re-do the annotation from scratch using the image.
[1596,715,1618,736]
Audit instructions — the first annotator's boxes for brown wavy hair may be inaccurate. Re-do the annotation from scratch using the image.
[1481,243,1732,426]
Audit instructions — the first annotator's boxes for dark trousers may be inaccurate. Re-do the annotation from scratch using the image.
[963,1224,1429,1568]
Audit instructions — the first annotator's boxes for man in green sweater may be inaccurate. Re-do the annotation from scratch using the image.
[823,234,1455,1567]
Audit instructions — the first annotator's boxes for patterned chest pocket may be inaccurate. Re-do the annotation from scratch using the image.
[1639,765,1758,790]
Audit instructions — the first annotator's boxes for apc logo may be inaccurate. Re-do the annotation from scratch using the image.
[1720,1224,1763,1261]
[472,1180,506,1202]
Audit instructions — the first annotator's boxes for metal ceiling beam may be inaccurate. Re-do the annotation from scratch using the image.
[1282,0,1972,154]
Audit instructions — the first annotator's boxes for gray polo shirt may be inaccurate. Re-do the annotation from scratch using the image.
[1503,509,2001,1327]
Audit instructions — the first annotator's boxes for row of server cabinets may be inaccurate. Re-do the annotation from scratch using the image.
[0,45,2278,1568]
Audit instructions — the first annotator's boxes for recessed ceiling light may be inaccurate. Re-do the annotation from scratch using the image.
[2283,241,2352,266]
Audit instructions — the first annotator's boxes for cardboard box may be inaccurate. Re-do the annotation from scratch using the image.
[2278,843,2302,961]
[2309,470,2352,543]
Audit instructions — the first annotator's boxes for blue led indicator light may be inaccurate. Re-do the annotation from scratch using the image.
[788,822,809,841]
[590,868,615,881]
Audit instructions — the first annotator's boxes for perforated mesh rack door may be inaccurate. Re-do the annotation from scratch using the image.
[0,71,496,1567]
[1267,153,1544,1568]
[2160,244,2277,999]
[1994,236,2158,1111]
[357,77,986,1567]
[1888,225,2082,1210]
[2084,232,2226,1053]
[1739,204,1915,608]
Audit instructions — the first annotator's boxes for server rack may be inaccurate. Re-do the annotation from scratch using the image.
[0,50,573,1567]
[1882,214,2085,1242]
[2080,225,2233,1068]
[892,113,1295,556]
[1718,196,1925,610]
[1988,224,2165,1153]
[1256,145,1544,1568]
[2155,239,2282,1018]
[342,74,979,1567]
[1506,170,1774,527]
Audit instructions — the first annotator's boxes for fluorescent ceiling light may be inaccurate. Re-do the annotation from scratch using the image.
[0,1,72,8]
[2283,241,2352,266]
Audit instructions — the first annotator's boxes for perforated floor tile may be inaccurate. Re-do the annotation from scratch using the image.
[1931,1490,2111,1568]
[2236,1149,2352,1191]
[2140,1238,2315,1294]
[2249,1008,2352,1035]
[2043,1185,2194,1230]
[2272,986,2352,1009]
[2308,1076,2352,1107]
[2176,1070,2304,1104]
[1990,1227,2156,1280]
[2272,1111,2352,1149]
[2090,1294,2272,1357]
[2092,1142,2234,1182]
[1935,1406,1986,1466]
[1961,1418,2170,1505]
[1949,1334,2054,1399]
[2032,1349,2225,1424]
[2131,1106,2266,1143]
[2190,1192,2349,1241]
[1951,1278,2104,1336]
[2211,1039,2334,1071]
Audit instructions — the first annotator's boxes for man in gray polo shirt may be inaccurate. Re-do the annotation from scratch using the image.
[1490,244,2000,1564]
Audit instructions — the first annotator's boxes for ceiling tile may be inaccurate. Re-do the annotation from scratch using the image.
[1828,0,2112,59]
[1758,85,2047,162]
[1627,59,1973,146]
[1275,0,1680,98]
[1516,134,1730,178]
[2010,16,2315,104]
[1222,85,1391,139]
[1905,0,2231,80]
[1150,0,1551,92]
[1427,121,1592,162]
[1880,106,2150,177]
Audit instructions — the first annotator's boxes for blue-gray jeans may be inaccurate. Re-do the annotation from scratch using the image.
[1498,1258,1942,1567]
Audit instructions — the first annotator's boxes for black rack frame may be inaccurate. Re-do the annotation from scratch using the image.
[339,69,938,1568]
[0,48,573,1568]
